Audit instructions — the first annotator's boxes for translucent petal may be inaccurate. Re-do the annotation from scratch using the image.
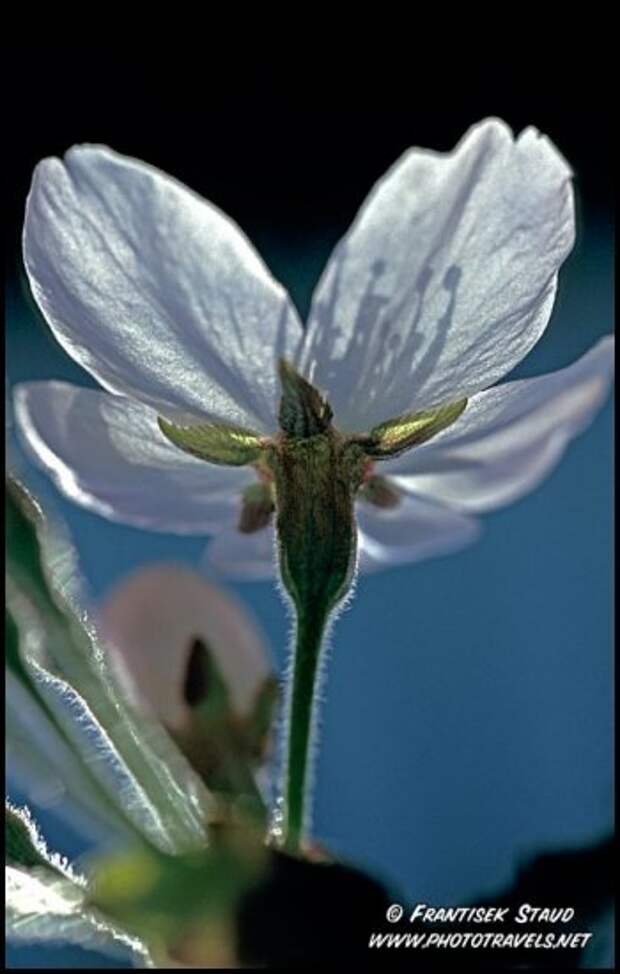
[24,145,303,432]
[357,494,480,572]
[14,382,253,533]
[205,527,277,580]
[299,118,574,431]
[383,336,614,512]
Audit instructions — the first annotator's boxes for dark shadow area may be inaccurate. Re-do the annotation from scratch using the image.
[237,835,613,968]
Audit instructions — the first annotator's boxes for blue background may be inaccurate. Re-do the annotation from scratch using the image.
[6,205,613,966]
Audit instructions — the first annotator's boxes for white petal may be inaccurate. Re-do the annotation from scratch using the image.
[357,495,480,572]
[14,382,254,533]
[24,145,303,432]
[205,526,277,580]
[383,336,614,512]
[299,118,574,431]
[98,565,272,728]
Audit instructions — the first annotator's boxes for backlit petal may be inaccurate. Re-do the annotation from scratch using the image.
[383,336,614,512]
[205,527,277,580]
[357,495,481,572]
[24,146,303,432]
[14,382,253,533]
[299,118,574,431]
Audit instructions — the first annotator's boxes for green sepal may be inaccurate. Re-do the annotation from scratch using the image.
[158,416,265,466]
[268,435,366,616]
[362,398,468,459]
[278,359,333,438]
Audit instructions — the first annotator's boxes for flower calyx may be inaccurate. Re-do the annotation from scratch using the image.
[277,358,333,439]
[157,416,266,466]
[355,398,468,460]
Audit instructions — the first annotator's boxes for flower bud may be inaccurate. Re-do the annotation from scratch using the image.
[238,483,274,534]
[277,358,333,438]
[98,564,272,733]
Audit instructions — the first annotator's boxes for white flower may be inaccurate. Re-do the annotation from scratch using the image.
[14,119,613,577]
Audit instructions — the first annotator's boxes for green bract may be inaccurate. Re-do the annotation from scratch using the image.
[158,416,265,466]
[362,398,468,458]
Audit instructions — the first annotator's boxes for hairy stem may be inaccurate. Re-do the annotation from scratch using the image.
[267,432,365,853]
[284,604,329,851]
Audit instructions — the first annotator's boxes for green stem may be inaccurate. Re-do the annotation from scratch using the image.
[266,429,366,853]
[283,605,328,852]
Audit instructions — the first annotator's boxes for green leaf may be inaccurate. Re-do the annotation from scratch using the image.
[5,480,50,602]
[6,664,131,841]
[158,416,265,466]
[6,477,214,854]
[7,604,129,839]
[6,863,147,961]
[6,803,61,873]
[5,801,147,961]
[6,610,37,695]
[363,398,468,458]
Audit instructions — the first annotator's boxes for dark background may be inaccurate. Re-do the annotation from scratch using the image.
[5,52,614,968]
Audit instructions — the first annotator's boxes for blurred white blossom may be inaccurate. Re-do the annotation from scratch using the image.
[98,563,272,730]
